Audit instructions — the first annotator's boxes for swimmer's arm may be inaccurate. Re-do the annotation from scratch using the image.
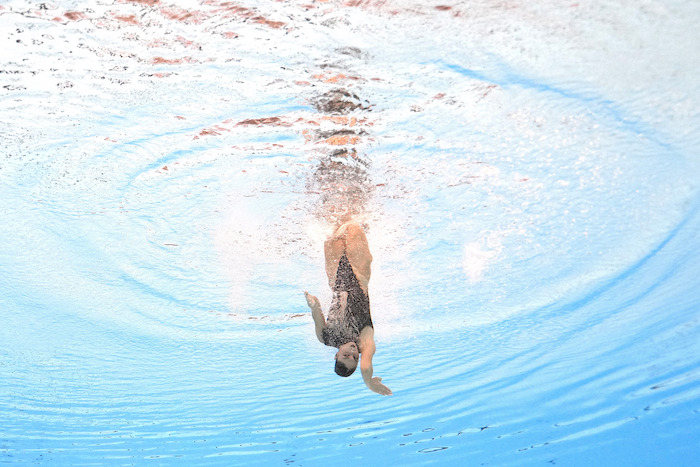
[304,292,326,343]
[359,327,392,396]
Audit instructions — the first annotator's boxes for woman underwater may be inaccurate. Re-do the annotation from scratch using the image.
[304,220,392,395]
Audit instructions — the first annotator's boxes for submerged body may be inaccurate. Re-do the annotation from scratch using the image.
[321,254,372,348]
[304,220,392,395]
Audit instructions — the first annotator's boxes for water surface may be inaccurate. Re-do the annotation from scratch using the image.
[1,0,699,465]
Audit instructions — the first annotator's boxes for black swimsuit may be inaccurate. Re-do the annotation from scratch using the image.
[322,255,373,348]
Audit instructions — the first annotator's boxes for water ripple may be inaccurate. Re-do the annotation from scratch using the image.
[2,0,700,465]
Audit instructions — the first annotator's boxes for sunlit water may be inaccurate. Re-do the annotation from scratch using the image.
[2,0,700,465]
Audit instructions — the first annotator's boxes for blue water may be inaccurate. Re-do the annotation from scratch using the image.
[2,0,700,465]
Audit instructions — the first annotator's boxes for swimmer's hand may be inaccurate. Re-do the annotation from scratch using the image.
[367,377,392,396]
[304,291,321,311]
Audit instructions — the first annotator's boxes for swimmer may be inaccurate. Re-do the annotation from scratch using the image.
[304,220,392,395]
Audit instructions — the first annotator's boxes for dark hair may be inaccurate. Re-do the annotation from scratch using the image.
[335,359,356,377]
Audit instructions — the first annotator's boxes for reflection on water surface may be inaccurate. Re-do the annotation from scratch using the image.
[1,0,700,464]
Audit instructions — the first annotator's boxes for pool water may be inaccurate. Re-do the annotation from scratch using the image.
[1,0,699,465]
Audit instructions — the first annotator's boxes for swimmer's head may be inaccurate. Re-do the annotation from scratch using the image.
[334,341,359,377]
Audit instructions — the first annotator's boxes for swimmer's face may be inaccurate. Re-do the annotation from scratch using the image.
[335,341,359,370]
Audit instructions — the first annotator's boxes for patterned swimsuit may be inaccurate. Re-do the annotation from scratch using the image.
[322,254,373,348]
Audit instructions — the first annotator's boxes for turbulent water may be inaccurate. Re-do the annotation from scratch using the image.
[1,0,700,465]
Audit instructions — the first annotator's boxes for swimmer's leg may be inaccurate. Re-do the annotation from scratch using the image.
[343,221,372,292]
[324,230,346,289]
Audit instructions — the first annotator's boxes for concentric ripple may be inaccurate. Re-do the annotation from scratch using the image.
[1,0,699,465]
